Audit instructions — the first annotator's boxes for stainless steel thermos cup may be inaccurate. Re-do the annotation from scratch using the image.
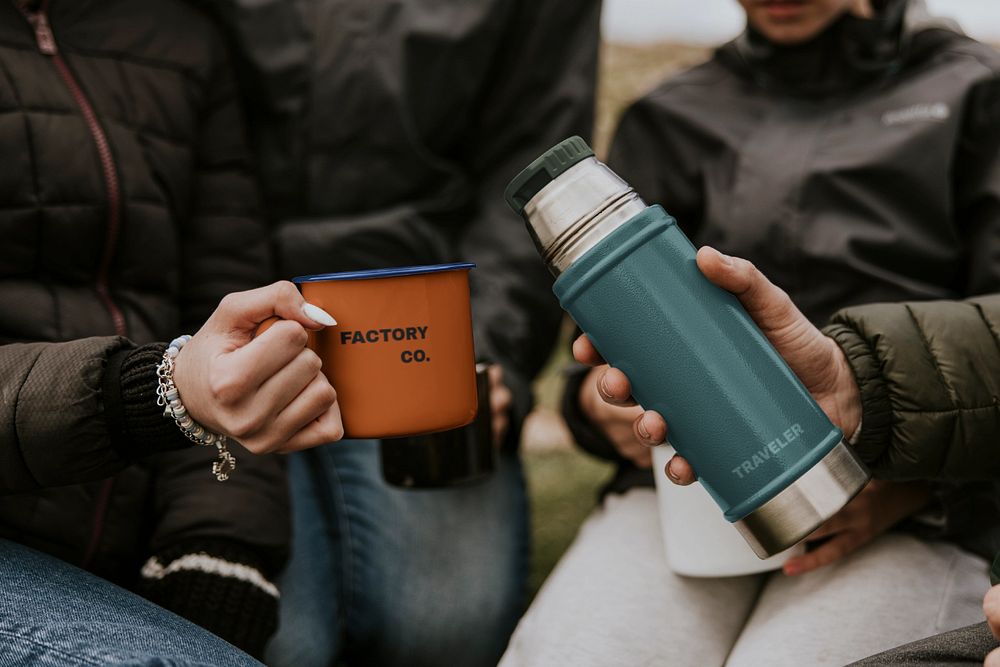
[504,137,870,557]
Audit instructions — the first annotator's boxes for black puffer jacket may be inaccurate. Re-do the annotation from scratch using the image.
[563,1,1000,556]
[0,0,284,655]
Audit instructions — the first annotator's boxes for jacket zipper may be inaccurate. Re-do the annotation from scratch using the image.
[23,1,127,338]
[22,0,124,568]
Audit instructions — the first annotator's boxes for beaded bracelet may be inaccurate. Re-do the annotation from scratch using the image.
[156,335,236,481]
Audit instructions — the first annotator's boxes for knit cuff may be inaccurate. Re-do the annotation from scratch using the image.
[104,343,191,462]
[822,323,894,469]
[137,539,280,659]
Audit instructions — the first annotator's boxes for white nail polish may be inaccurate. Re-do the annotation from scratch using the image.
[302,302,337,326]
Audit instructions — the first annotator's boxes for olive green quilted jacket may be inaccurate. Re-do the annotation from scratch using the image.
[826,295,1000,558]
[826,295,1000,482]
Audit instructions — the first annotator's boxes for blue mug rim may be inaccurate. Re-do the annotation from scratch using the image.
[292,262,475,283]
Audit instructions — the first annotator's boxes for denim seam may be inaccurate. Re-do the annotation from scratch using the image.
[322,448,359,638]
[0,629,104,666]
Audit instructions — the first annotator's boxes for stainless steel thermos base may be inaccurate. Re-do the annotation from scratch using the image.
[734,441,871,558]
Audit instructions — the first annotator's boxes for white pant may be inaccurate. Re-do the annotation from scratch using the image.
[502,489,989,667]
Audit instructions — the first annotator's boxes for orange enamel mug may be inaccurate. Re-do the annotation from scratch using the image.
[261,263,479,439]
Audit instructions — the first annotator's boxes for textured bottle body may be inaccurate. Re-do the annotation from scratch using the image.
[555,206,842,521]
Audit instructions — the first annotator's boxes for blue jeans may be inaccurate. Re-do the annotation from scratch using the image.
[0,539,260,667]
[265,440,529,667]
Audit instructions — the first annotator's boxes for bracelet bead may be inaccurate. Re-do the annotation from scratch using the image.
[155,335,236,481]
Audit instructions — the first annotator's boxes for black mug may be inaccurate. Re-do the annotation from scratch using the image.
[379,363,495,488]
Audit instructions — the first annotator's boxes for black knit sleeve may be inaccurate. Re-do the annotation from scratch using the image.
[0,338,190,494]
[137,538,279,658]
[103,343,192,463]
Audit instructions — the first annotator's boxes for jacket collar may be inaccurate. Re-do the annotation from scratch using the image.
[719,0,963,99]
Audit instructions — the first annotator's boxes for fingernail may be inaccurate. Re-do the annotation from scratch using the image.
[716,249,734,266]
[665,461,680,482]
[302,302,336,327]
[598,373,611,399]
[637,417,651,440]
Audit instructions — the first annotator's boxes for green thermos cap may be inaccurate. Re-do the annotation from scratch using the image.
[504,136,595,215]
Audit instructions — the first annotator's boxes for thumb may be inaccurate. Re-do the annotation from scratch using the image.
[696,246,799,335]
[206,281,335,336]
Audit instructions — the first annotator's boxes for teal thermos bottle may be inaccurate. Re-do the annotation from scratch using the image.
[505,137,870,557]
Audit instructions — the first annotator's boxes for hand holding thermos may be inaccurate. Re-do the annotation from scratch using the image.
[505,137,871,557]
[576,245,862,485]
[575,245,932,575]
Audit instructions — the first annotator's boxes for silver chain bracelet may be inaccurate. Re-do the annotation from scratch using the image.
[155,335,236,481]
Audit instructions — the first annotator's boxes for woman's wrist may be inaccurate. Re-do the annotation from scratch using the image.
[157,336,235,481]
[825,336,863,439]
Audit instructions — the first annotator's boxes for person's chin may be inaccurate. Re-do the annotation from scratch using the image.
[752,18,826,45]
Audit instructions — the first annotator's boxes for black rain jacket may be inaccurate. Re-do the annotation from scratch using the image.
[206,0,602,442]
[564,0,1000,558]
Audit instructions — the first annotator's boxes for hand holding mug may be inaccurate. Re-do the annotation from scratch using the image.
[173,281,344,454]
[574,246,862,483]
